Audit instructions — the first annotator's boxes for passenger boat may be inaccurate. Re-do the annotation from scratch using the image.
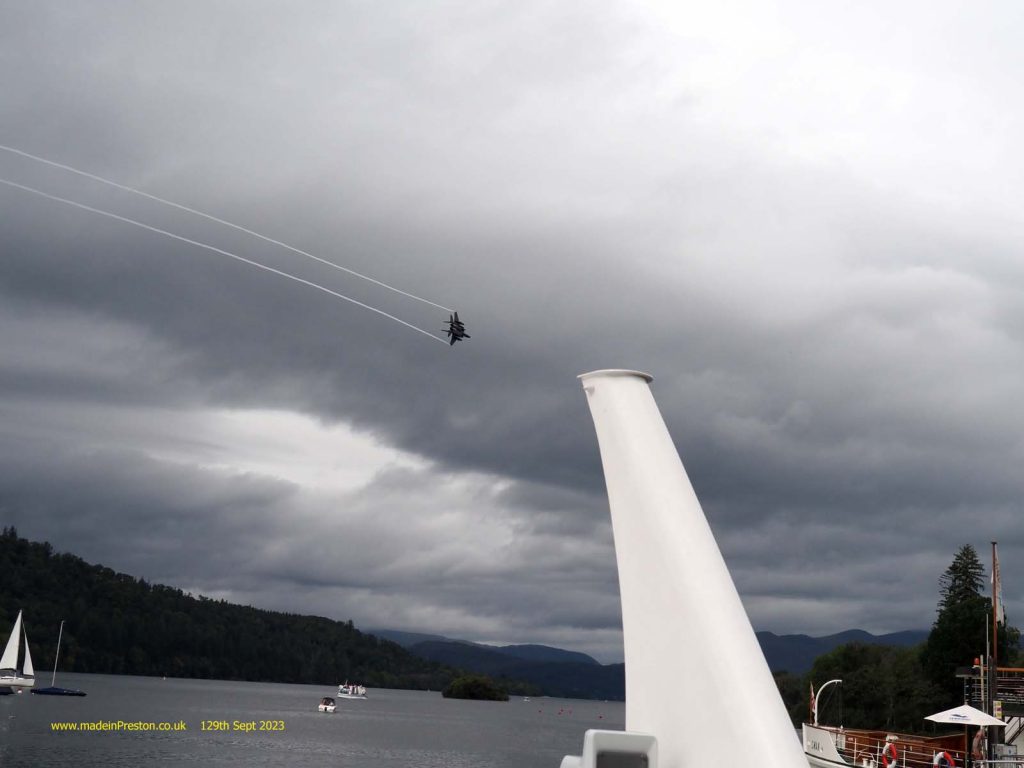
[337,682,367,699]
[803,722,966,768]
[801,680,998,768]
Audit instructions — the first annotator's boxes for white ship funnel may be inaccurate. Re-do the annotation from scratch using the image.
[580,370,806,768]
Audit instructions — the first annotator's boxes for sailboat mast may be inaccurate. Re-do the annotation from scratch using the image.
[52,620,65,687]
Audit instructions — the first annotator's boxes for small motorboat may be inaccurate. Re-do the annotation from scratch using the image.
[318,696,336,713]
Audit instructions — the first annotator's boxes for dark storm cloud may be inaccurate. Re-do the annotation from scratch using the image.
[0,434,296,574]
[2,0,1023,660]
[0,417,626,655]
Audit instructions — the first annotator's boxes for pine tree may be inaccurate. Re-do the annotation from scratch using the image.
[921,544,1018,705]
[937,545,986,612]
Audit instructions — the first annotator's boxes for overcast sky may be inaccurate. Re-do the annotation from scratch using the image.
[2,1,1022,663]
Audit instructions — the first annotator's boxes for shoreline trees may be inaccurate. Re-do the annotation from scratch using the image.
[781,544,1018,730]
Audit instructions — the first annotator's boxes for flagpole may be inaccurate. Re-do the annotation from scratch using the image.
[991,541,999,765]
[992,541,998,671]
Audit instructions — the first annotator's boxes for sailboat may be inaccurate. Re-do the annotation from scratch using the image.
[0,610,36,692]
[31,620,86,696]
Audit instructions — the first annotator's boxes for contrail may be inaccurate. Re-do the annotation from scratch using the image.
[0,177,448,345]
[0,143,454,313]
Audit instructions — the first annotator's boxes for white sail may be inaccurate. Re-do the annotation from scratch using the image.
[22,628,34,677]
[0,611,22,671]
[579,370,806,768]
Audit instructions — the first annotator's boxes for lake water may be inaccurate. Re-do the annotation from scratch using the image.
[0,673,625,767]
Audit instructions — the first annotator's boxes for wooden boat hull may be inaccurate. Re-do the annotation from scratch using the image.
[803,723,967,768]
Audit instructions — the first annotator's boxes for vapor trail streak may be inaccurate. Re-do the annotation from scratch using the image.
[0,143,453,312]
[0,177,448,344]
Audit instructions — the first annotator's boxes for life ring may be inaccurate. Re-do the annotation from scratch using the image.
[881,742,899,768]
[932,752,956,768]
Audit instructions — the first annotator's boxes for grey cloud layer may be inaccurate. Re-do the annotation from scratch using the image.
[2,1,1023,661]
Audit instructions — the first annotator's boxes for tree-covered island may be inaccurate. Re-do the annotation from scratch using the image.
[442,674,510,701]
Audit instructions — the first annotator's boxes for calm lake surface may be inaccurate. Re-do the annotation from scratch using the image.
[0,673,624,767]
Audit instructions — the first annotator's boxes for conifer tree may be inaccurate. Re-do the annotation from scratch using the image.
[937,545,986,612]
[921,544,1018,705]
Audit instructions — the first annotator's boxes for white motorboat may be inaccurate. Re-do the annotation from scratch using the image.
[0,610,36,692]
[318,696,336,713]
[337,682,367,699]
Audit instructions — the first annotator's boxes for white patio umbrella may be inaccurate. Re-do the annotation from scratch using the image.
[925,704,1006,727]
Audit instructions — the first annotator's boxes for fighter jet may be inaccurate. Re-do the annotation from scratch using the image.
[445,312,470,345]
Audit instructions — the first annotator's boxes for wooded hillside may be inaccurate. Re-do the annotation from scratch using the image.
[0,527,451,689]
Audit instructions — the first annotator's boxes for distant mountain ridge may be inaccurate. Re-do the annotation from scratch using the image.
[366,629,454,648]
[756,629,929,673]
[497,644,600,666]
[405,640,623,700]
[367,629,600,666]
[365,629,615,699]
[368,626,930,694]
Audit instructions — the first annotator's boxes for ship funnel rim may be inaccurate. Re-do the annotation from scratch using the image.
[578,369,653,383]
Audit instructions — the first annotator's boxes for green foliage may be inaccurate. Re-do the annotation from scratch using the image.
[921,544,1019,706]
[773,670,808,724]
[1004,625,1022,666]
[442,674,509,701]
[0,528,453,689]
[804,643,942,732]
[921,596,990,705]
[938,545,986,612]
[770,544,1024,731]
